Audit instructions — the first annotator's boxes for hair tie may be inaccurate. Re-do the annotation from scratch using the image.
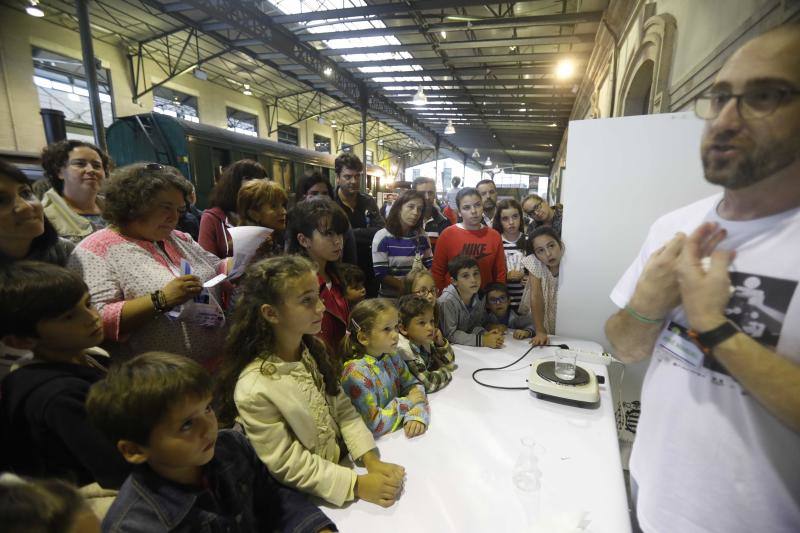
[350,318,361,333]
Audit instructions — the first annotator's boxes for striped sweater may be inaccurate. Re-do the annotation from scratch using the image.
[371,228,433,298]
[502,234,527,311]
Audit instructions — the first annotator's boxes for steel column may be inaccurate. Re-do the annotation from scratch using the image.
[76,0,107,151]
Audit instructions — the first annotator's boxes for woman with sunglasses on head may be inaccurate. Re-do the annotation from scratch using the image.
[40,140,111,244]
[68,163,230,369]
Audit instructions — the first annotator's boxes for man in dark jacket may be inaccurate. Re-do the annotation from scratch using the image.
[412,176,451,251]
[333,153,385,297]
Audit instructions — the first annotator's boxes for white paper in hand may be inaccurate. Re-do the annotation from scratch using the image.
[228,226,274,278]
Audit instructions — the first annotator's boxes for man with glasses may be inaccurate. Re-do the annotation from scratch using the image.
[412,176,450,251]
[605,24,800,533]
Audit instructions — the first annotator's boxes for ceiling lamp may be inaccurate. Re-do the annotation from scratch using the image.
[323,66,333,77]
[556,59,576,80]
[440,31,447,39]
[484,156,492,167]
[412,86,428,106]
[472,148,480,159]
[331,120,337,129]
[444,119,455,135]
[26,0,44,17]
[242,83,253,96]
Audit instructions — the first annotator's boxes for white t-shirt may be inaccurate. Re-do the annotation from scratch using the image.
[611,193,800,533]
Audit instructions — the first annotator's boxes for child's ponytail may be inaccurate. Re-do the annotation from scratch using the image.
[339,298,396,360]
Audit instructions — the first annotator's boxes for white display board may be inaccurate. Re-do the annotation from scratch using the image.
[556,112,719,439]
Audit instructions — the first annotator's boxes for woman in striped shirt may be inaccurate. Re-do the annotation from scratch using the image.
[492,198,528,312]
[371,190,433,299]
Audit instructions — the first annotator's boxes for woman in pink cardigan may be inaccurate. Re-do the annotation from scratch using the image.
[69,163,229,368]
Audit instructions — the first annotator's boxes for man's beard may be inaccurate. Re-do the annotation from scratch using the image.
[702,135,799,189]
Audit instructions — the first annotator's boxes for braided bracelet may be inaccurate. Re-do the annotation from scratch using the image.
[151,290,169,314]
[624,305,663,325]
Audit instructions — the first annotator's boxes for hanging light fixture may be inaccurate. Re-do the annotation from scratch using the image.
[26,0,44,17]
[412,86,428,106]
[242,83,253,96]
[472,148,480,159]
[484,156,492,166]
[555,59,576,80]
[444,119,455,135]
[331,120,337,129]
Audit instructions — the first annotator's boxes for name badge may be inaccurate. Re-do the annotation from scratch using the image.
[655,322,706,368]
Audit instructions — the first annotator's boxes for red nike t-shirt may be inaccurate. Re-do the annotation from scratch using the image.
[431,224,507,292]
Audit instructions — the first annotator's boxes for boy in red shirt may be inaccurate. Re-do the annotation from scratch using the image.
[432,187,506,292]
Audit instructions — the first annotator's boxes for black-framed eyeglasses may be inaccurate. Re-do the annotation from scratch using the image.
[694,87,800,120]
[144,163,164,171]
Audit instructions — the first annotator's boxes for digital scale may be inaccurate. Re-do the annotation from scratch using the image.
[527,357,602,405]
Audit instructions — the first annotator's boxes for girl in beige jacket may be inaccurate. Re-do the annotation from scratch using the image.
[216,255,406,508]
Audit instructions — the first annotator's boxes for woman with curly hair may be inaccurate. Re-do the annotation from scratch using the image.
[67,163,229,367]
[40,139,111,243]
[199,159,267,258]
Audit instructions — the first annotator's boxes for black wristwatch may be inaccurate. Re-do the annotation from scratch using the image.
[691,321,740,353]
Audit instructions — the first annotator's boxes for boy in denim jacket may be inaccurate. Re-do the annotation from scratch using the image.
[87,351,336,533]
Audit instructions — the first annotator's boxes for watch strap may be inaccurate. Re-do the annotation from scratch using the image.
[689,321,740,353]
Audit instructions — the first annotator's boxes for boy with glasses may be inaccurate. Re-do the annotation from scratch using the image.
[484,282,535,340]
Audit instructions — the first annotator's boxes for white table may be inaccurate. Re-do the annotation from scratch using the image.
[323,336,631,533]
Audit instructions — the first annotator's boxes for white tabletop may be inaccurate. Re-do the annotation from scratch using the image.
[322,336,631,533]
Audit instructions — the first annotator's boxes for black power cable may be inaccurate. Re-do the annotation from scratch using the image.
[471,344,570,390]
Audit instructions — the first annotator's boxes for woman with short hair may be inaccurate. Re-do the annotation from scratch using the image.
[68,163,229,367]
[236,179,288,259]
[40,140,111,243]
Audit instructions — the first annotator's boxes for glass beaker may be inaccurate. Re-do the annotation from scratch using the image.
[555,349,577,381]
[512,437,543,492]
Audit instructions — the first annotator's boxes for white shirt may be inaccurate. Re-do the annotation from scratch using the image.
[611,193,800,533]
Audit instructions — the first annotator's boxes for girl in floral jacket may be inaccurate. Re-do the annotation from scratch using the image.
[341,299,431,439]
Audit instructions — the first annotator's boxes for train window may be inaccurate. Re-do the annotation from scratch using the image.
[227,107,258,137]
[365,149,373,165]
[277,125,299,146]
[32,47,115,138]
[153,86,199,123]
[211,148,231,182]
[314,134,331,153]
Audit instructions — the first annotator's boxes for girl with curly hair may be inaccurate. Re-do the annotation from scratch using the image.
[216,255,405,508]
